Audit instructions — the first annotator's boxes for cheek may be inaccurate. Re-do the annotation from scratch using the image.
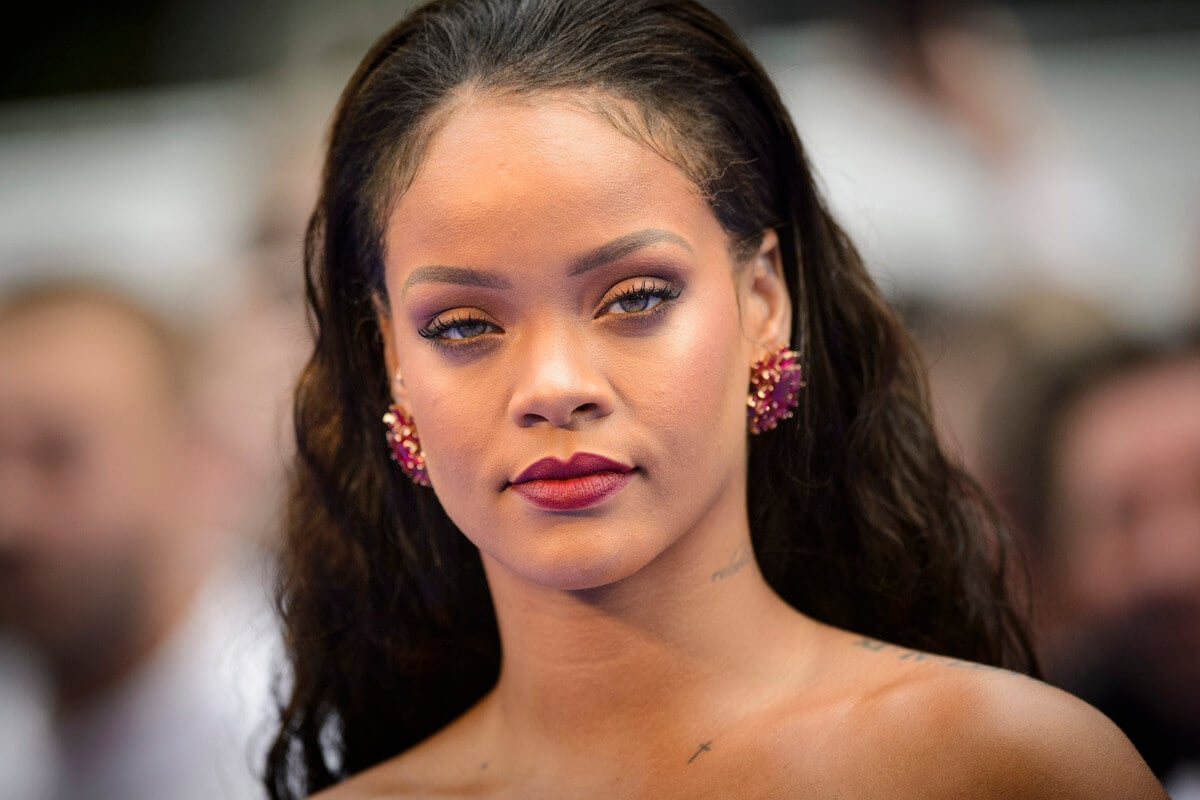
[398,345,518,545]
[619,284,749,476]
[395,277,750,542]
[50,433,143,540]
[406,366,502,491]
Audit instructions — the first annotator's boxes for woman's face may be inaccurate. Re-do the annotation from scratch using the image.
[380,91,788,591]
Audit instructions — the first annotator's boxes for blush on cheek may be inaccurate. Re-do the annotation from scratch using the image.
[652,311,745,469]
[418,398,494,486]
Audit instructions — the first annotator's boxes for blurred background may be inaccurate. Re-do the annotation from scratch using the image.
[0,0,1197,797]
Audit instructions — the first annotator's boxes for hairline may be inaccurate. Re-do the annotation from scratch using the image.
[369,82,756,309]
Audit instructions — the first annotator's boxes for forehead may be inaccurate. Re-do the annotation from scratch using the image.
[0,302,170,425]
[1055,358,1200,487]
[384,91,720,275]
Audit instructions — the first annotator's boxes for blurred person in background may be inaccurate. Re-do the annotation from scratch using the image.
[0,283,277,800]
[901,289,1116,525]
[1010,329,1200,798]
[907,295,1200,796]
[900,291,1112,649]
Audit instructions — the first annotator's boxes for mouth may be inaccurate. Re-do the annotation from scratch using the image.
[507,452,635,511]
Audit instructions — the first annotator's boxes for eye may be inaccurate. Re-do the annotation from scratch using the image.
[598,279,682,318]
[418,312,501,344]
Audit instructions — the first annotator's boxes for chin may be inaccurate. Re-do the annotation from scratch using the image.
[482,515,670,592]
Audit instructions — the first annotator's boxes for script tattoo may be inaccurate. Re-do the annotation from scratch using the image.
[711,546,750,582]
[687,741,713,764]
[850,637,1021,676]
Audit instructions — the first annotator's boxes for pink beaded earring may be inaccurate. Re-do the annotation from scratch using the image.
[382,404,431,486]
[747,346,804,434]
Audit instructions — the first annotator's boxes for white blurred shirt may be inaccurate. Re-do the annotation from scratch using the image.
[1167,764,1200,800]
[0,556,279,800]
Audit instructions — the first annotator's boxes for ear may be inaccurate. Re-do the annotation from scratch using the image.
[740,229,792,351]
[374,294,411,409]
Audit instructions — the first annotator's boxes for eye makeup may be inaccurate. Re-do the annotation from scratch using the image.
[417,310,502,352]
[413,266,687,353]
[595,277,683,318]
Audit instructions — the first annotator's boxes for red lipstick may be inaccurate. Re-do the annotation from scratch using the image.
[509,453,634,511]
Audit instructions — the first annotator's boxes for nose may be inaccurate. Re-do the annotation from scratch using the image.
[507,324,615,429]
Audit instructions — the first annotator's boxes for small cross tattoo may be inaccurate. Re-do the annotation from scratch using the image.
[687,741,713,764]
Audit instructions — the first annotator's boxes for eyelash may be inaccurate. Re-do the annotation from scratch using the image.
[596,279,682,318]
[418,312,498,345]
[417,278,683,350]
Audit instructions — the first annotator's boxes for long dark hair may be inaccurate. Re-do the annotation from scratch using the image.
[267,1,1036,795]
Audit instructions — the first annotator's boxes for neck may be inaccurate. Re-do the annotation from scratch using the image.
[479,494,816,760]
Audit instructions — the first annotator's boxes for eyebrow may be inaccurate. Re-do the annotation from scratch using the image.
[400,228,692,297]
[567,228,693,276]
[401,265,512,297]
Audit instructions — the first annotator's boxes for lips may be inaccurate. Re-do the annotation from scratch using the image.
[509,452,634,511]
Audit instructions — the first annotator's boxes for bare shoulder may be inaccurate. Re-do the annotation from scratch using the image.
[817,628,1167,800]
[308,763,428,800]
[306,752,440,800]
[309,699,497,799]
[955,672,1166,799]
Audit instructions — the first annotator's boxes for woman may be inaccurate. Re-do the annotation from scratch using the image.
[267,1,1163,796]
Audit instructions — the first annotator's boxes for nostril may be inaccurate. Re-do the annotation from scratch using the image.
[519,412,550,428]
[515,402,603,429]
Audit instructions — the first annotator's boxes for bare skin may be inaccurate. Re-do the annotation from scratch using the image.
[321,623,1160,799]
[0,298,216,712]
[317,90,1164,799]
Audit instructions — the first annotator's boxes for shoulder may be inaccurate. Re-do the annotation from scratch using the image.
[818,630,1166,799]
[308,751,469,800]
[945,670,1165,799]
[309,699,496,800]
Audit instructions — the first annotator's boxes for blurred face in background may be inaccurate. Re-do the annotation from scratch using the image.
[1049,353,1200,720]
[0,296,190,694]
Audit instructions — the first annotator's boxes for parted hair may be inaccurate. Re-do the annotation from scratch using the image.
[267,1,1037,796]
